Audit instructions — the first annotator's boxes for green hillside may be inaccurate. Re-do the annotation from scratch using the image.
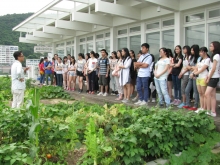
[0,13,42,60]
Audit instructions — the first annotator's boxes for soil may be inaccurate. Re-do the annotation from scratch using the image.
[66,147,87,165]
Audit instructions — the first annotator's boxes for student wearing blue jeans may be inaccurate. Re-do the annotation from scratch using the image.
[44,57,53,85]
[134,43,152,106]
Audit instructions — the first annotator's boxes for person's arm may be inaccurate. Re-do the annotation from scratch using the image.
[172,59,182,68]
[193,65,208,76]
[119,58,132,69]
[155,64,170,78]
[139,56,152,68]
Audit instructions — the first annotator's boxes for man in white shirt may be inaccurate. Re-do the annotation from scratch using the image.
[134,43,152,106]
[11,51,29,108]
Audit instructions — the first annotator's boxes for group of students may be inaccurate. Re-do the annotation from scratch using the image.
[38,41,220,117]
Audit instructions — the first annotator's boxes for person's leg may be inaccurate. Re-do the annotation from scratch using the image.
[86,76,89,91]
[193,79,199,108]
[182,76,189,104]
[79,77,83,90]
[68,76,72,90]
[142,77,149,102]
[104,77,108,94]
[91,71,96,91]
[63,73,66,89]
[56,74,60,86]
[50,74,54,85]
[136,76,143,101]
[172,75,177,101]
[201,86,207,109]
[167,81,173,100]
[60,74,63,87]
[126,84,131,100]
[154,79,163,105]
[176,77,182,101]
[73,76,76,90]
[148,79,152,100]
[184,79,193,107]
[88,73,92,92]
[12,90,18,108]
[123,85,127,99]
[16,90,24,108]
[197,85,202,108]
[205,86,214,111]
[45,74,49,85]
[160,80,170,106]
[110,71,114,93]
[211,88,217,113]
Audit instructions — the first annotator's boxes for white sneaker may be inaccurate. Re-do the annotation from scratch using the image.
[195,108,204,113]
[103,92,108,96]
[97,92,103,96]
[139,101,148,106]
[122,99,128,103]
[132,97,138,101]
[206,111,217,117]
[152,99,156,103]
[134,100,142,105]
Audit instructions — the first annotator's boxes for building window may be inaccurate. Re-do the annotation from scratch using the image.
[67,41,72,46]
[105,32,110,38]
[87,43,93,53]
[163,19,174,27]
[146,32,160,59]
[96,34,104,39]
[80,38,86,42]
[185,25,205,47]
[130,35,141,55]
[66,47,71,55]
[72,40,74,44]
[105,40,110,56]
[87,36,93,41]
[146,22,159,30]
[208,22,220,45]
[186,13,204,22]
[56,49,64,58]
[118,37,127,50]
[209,9,220,18]
[96,41,104,53]
[130,26,141,33]
[162,30,174,51]
[118,29,127,35]
[80,44,86,54]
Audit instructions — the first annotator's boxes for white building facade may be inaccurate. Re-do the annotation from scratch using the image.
[0,45,19,65]
[26,59,40,67]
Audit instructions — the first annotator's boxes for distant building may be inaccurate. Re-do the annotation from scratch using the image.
[26,59,40,67]
[0,45,19,65]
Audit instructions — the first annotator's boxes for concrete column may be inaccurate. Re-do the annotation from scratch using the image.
[141,22,146,44]
[174,11,184,46]
[110,27,117,52]
[74,36,79,60]
[64,41,67,56]
[52,43,56,55]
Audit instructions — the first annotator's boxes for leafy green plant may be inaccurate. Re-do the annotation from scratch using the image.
[39,86,71,99]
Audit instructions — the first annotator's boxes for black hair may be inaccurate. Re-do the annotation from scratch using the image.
[95,53,99,59]
[58,57,62,61]
[166,49,173,58]
[70,56,75,65]
[141,43,150,49]
[183,45,191,60]
[13,51,23,60]
[101,49,107,54]
[210,41,220,62]
[138,50,142,55]
[67,54,71,56]
[117,50,122,58]
[190,45,200,64]
[78,53,84,59]
[63,56,68,64]
[44,57,48,60]
[52,57,55,61]
[54,54,58,57]
[39,58,44,64]
[151,54,155,62]
[174,45,182,58]
[111,51,118,59]
[86,53,90,60]
[122,48,130,63]
[159,47,169,57]
[199,47,210,62]
[90,51,96,57]
[130,50,136,59]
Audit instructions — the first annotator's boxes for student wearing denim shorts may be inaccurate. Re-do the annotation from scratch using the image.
[191,47,210,112]
[67,56,76,91]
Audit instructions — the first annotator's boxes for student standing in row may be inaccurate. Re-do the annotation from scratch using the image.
[110,51,118,95]
[67,56,76,91]
[167,49,173,100]
[76,53,86,93]
[44,57,53,85]
[38,58,45,86]
[129,50,137,98]
[56,57,63,87]
[62,56,69,89]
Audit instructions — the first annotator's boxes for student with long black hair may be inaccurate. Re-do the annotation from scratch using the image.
[76,53,86,93]
[154,48,171,107]
[177,45,191,108]
[67,56,76,91]
[192,47,210,112]
[129,50,137,97]
[110,51,118,95]
[167,49,174,100]
[170,45,183,106]
[119,48,132,103]
[205,41,220,117]
[183,45,200,110]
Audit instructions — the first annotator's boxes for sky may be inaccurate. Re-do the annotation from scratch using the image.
[0,0,53,16]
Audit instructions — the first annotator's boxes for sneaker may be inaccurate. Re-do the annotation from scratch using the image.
[177,103,185,108]
[188,107,197,111]
[151,99,156,103]
[207,111,217,117]
[103,92,108,96]
[183,106,191,109]
[195,108,204,113]
[110,92,114,95]
[97,92,103,96]
[139,101,148,106]
[122,99,128,103]
[174,100,181,106]
[134,100,142,105]
[171,99,177,105]
[91,91,95,94]
[132,97,138,102]
[112,91,116,96]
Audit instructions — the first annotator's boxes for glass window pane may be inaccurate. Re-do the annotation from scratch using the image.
[72,40,74,44]
[56,49,64,58]
[66,47,71,55]
[209,9,220,18]
[208,22,220,45]
[96,41,104,53]
[130,35,141,56]
[185,25,205,47]
[105,40,110,56]
[162,30,174,52]
[130,26,141,33]
[87,36,93,41]
[118,37,127,50]
[105,32,110,37]
[67,41,71,46]
[186,13,204,22]
[146,22,159,30]
[87,43,93,53]
[146,32,160,60]
[96,34,104,39]
[80,38,85,42]
[80,44,86,54]
[118,29,127,35]
[163,19,174,27]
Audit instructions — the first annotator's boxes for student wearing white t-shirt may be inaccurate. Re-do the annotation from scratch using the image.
[191,47,210,113]
[62,56,69,89]
[55,57,63,87]
[87,51,98,94]
[204,41,220,117]
[154,48,170,107]
[67,56,76,91]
